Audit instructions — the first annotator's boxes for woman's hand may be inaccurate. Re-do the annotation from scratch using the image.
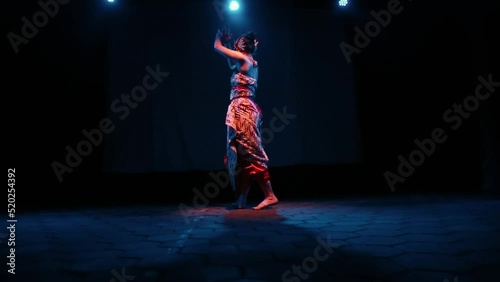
[214,29,223,49]
[215,29,222,41]
[221,27,232,43]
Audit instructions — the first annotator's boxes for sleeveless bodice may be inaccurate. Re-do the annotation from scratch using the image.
[230,72,258,100]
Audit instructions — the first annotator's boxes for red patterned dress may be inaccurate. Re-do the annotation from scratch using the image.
[224,67,270,192]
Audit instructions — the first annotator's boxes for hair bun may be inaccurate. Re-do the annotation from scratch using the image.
[244,31,256,41]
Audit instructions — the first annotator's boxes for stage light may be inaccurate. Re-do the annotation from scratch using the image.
[339,0,348,7]
[108,0,114,3]
[229,1,240,11]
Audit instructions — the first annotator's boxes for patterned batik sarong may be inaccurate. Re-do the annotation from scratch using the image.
[225,72,270,192]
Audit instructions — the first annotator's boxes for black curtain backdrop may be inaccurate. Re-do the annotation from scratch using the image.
[346,0,498,192]
[103,1,361,173]
[5,0,497,210]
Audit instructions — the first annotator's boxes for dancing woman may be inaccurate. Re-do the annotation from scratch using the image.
[213,28,278,210]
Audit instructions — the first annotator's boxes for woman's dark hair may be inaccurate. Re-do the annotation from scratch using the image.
[235,31,257,54]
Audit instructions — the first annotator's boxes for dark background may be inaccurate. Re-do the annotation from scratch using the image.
[5,0,499,211]
[103,1,359,173]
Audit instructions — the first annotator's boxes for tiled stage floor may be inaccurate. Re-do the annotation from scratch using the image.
[2,193,499,282]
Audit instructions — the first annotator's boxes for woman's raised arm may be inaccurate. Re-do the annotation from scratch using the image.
[214,29,245,61]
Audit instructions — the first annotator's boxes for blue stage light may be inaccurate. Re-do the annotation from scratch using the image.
[229,1,240,11]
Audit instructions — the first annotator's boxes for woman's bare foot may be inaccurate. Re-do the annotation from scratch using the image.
[252,196,278,210]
